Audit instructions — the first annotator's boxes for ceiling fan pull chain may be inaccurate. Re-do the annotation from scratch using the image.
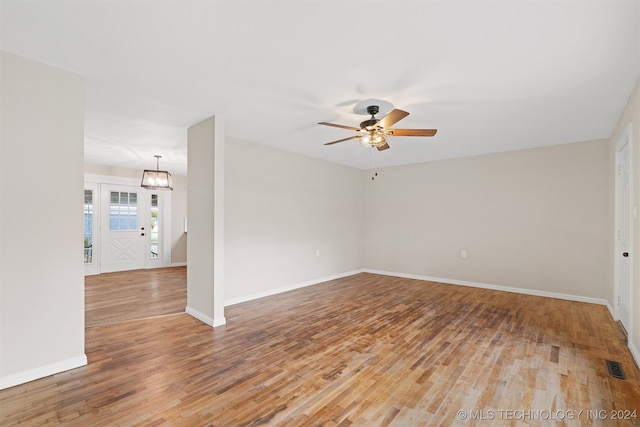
[371,146,378,181]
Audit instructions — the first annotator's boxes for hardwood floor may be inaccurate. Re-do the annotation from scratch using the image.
[2,273,639,426]
[85,266,187,327]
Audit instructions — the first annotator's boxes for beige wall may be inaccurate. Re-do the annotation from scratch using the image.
[1,52,86,388]
[608,77,640,364]
[224,136,364,301]
[363,140,611,300]
[84,163,188,265]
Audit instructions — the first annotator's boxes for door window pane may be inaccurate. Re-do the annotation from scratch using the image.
[109,191,138,231]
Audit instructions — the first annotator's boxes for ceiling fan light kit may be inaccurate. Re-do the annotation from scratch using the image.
[318,104,437,151]
[360,129,387,148]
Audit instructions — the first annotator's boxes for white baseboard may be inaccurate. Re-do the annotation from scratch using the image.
[185,306,226,328]
[0,355,87,390]
[186,306,214,327]
[224,269,364,307]
[363,269,611,307]
[171,262,187,267]
[629,340,640,370]
[604,300,615,320]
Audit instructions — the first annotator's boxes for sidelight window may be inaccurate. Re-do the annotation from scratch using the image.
[150,194,159,259]
[84,190,93,263]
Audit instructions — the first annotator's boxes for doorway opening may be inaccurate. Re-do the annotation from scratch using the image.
[84,178,172,275]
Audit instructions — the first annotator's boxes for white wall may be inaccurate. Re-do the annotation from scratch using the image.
[0,52,86,388]
[224,136,364,302]
[363,140,611,301]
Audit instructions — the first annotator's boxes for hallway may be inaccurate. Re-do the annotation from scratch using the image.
[85,266,186,327]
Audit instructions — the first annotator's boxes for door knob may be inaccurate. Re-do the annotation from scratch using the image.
[623,252,629,257]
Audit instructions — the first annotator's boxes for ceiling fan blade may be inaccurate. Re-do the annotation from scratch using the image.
[385,129,438,137]
[324,135,361,145]
[376,143,390,151]
[376,109,409,129]
[318,122,361,131]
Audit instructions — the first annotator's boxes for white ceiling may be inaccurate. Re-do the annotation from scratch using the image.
[2,1,639,175]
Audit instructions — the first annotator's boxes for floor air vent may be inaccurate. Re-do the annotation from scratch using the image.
[606,360,626,380]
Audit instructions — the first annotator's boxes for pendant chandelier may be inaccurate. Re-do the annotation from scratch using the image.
[141,155,173,190]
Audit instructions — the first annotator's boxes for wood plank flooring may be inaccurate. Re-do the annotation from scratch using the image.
[2,273,639,426]
[85,266,187,327]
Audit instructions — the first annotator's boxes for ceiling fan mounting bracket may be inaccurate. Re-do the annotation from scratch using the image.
[366,105,379,116]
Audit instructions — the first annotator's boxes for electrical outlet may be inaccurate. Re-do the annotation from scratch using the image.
[316,249,320,257]
[461,250,467,258]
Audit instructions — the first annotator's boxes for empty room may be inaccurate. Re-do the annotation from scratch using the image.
[1,1,640,426]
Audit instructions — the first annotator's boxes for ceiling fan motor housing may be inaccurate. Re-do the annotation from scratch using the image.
[360,118,378,129]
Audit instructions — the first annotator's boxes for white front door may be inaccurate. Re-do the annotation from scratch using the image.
[615,125,633,334]
[101,184,148,273]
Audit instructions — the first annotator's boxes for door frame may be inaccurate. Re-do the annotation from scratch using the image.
[614,122,633,337]
[85,173,172,274]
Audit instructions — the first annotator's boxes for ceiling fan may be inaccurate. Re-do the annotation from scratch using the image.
[318,105,437,151]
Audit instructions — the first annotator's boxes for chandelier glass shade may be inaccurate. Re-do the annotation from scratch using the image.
[141,155,173,190]
[360,129,387,148]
